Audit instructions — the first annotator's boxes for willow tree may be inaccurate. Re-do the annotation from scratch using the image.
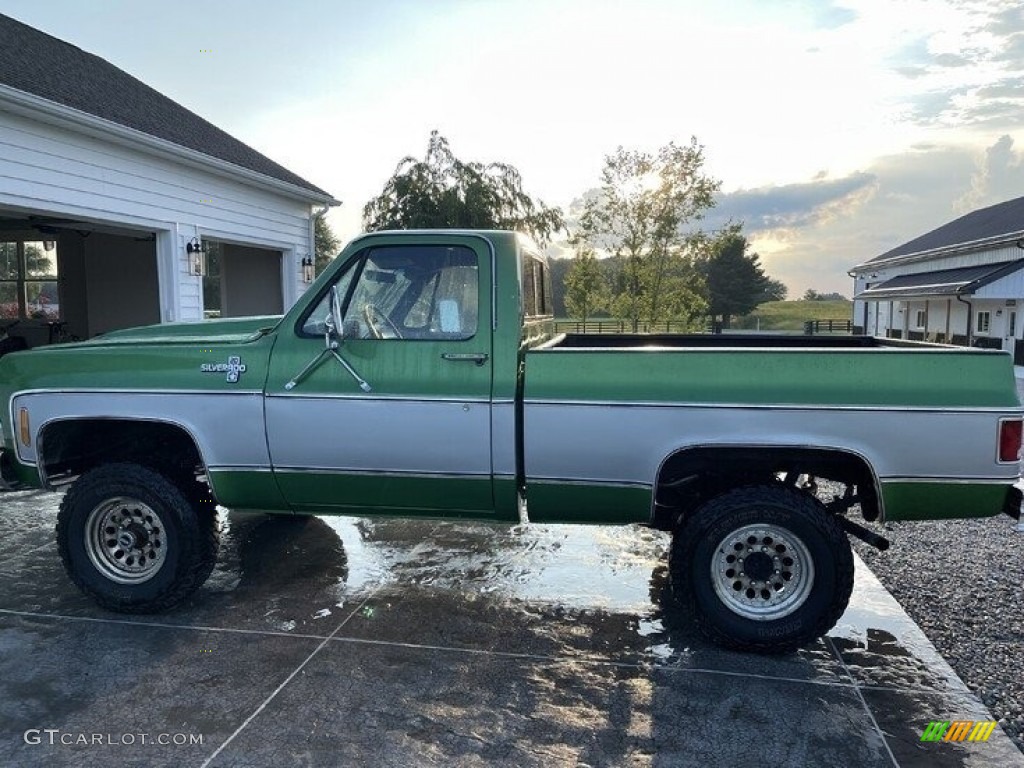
[363,131,564,245]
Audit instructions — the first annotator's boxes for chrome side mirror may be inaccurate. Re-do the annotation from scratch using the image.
[325,284,345,348]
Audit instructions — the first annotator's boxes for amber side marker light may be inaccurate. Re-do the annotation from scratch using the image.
[18,408,30,447]
[999,419,1022,463]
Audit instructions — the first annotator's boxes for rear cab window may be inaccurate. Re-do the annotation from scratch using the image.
[521,253,553,319]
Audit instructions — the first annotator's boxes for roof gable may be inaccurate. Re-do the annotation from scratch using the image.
[867,195,1024,264]
[0,13,331,199]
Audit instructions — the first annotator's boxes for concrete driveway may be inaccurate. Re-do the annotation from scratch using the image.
[0,491,1021,767]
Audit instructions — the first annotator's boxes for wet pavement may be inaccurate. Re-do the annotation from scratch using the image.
[0,491,1021,767]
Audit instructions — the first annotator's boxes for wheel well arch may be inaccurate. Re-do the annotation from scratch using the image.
[37,417,208,490]
[652,444,883,531]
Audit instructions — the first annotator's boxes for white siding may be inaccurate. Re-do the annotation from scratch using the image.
[0,109,316,322]
[855,245,1023,287]
[973,269,1024,299]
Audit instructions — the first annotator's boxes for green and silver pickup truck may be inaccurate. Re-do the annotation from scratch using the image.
[1,230,1021,653]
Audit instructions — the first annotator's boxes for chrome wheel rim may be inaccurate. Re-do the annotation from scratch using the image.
[84,497,167,584]
[710,523,814,621]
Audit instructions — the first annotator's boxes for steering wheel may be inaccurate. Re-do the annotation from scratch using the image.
[363,303,403,339]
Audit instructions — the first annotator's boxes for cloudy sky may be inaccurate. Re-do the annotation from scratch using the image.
[4,0,1023,295]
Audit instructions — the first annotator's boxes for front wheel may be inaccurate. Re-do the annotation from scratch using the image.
[57,463,219,613]
[670,484,853,654]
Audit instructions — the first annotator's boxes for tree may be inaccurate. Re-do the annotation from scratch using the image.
[24,244,51,275]
[314,214,340,274]
[700,227,773,328]
[577,139,720,330]
[761,278,788,302]
[803,289,847,301]
[363,130,564,245]
[564,241,609,324]
[547,256,571,317]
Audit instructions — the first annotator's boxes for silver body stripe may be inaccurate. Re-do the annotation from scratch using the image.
[523,403,1018,487]
[491,402,516,479]
[14,389,1015,506]
[265,397,491,477]
[14,391,268,469]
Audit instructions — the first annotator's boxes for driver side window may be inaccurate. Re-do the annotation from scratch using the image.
[304,245,478,341]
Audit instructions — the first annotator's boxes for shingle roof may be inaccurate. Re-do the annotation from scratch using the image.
[867,195,1024,264]
[0,13,332,200]
[855,259,1024,300]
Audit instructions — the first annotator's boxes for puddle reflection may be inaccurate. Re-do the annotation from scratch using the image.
[210,513,959,687]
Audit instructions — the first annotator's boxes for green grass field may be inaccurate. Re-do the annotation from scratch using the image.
[735,300,854,331]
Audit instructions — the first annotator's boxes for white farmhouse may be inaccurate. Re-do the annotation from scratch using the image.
[0,14,339,347]
[850,195,1024,363]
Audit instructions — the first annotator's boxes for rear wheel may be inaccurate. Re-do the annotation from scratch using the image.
[670,484,853,653]
[57,463,219,613]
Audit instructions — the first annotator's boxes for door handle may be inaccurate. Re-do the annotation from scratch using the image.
[441,352,489,366]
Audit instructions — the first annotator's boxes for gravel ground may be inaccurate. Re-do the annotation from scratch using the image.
[851,513,1024,752]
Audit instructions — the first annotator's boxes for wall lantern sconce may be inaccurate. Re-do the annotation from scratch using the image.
[301,255,315,284]
[186,237,207,277]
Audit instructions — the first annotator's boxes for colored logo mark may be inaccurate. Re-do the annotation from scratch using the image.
[920,721,997,743]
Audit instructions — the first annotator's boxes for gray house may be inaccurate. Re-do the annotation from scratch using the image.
[850,196,1024,362]
[0,13,339,346]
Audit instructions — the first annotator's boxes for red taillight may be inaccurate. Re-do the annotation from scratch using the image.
[999,419,1022,463]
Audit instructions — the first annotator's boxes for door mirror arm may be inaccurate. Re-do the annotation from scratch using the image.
[327,284,345,346]
[285,285,372,392]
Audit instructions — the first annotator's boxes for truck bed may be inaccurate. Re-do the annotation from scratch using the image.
[528,333,1015,408]
[522,331,1021,525]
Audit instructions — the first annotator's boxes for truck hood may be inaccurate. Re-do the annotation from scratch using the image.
[76,316,283,347]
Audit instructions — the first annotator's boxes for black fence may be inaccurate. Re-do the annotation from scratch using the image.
[802,319,854,335]
[553,320,697,334]
[554,318,858,335]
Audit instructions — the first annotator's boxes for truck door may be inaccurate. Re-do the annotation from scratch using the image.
[264,238,494,515]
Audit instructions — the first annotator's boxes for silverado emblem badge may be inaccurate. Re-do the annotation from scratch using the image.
[200,355,247,383]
